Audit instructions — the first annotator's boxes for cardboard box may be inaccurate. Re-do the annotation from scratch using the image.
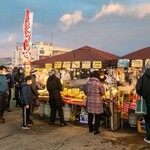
[138,119,146,134]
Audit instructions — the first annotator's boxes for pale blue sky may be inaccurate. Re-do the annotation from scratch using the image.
[0,0,150,57]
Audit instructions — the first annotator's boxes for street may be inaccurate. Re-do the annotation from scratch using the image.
[0,107,150,150]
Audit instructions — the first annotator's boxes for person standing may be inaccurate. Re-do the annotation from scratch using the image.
[30,69,39,115]
[136,63,150,144]
[4,67,15,111]
[14,67,25,107]
[46,69,67,126]
[21,76,33,129]
[84,71,105,135]
[0,65,9,123]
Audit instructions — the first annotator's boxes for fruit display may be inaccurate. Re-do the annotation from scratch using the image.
[61,87,86,100]
[38,89,49,96]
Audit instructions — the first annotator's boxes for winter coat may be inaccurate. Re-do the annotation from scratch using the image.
[30,75,39,100]
[5,73,15,89]
[0,75,8,95]
[14,72,25,88]
[21,82,33,105]
[136,69,150,120]
[84,77,105,114]
[46,75,63,106]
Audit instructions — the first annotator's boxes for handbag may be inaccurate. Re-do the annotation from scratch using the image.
[135,97,147,116]
[35,98,40,107]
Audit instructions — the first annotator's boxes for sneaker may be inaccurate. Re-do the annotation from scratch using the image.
[27,124,32,127]
[60,122,67,127]
[22,126,31,130]
[144,137,150,144]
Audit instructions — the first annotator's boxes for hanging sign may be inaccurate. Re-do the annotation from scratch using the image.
[22,9,33,62]
[54,62,62,68]
[93,61,102,68]
[131,59,143,68]
[45,63,52,70]
[117,59,130,68]
[72,61,80,68]
[63,61,71,68]
[82,61,91,69]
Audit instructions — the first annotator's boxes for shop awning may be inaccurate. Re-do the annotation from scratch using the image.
[31,46,119,68]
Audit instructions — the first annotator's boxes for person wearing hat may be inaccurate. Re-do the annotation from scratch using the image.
[136,62,150,144]
[46,69,67,126]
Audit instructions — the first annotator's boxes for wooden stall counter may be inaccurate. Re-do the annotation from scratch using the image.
[38,96,86,106]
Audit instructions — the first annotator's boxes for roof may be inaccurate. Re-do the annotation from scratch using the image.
[121,47,150,60]
[31,46,119,68]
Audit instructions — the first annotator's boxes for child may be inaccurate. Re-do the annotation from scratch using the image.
[21,76,33,129]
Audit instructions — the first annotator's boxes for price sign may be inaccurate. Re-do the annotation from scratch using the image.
[71,61,80,68]
[63,61,71,68]
[131,59,143,68]
[82,61,91,69]
[54,62,62,68]
[45,63,52,70]
[93,61,102,68]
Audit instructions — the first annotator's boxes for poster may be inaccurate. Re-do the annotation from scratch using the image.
[117,59,130,68]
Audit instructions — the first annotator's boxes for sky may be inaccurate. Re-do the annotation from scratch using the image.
[0,0,150,58]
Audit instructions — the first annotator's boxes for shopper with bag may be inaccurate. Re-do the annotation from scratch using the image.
[136,63,150,144]
[84,71,105,135]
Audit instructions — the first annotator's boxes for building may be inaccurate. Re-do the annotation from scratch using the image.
[0,57,12,67]
[12,42,72,66]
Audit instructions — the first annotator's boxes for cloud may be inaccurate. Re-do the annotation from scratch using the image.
[0,34,16,46]
[59,10,84,31]
[127,3,150,18]
[92,2,150,20]
[93,3,125,20]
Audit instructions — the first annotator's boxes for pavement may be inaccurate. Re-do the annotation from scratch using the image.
[0,106,150,150]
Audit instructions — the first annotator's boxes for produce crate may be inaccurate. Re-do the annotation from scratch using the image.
[138,119,146,134]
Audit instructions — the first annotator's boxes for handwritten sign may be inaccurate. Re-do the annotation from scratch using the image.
[93,61,102,68]
[131,59,143,68]
[54,62,62,68]
[45,63,52,70]
[82,61,91,69]
[63,61,71,68]
[71,61,80,68]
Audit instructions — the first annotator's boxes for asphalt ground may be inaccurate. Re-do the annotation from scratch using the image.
[0,106,150,150]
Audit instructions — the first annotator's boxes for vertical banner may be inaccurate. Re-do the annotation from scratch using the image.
[22,9,33,63]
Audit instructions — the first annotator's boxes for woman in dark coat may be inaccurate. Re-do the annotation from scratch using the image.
[84,71,105,135]
[46,69,67,126]
[14,67,25,107]
[136,63,150,144]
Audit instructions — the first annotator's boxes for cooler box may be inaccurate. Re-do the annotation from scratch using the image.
[138,119,146,133]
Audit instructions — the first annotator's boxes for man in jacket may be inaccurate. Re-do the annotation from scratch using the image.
[0,65,9,123]
[30,69,39,115]
[14,67,25,107]
[46,69,67,126]
[136,63,150,144]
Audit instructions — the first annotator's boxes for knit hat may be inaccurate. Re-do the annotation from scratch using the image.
[49,69,56,76]
[30,69,38,74]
